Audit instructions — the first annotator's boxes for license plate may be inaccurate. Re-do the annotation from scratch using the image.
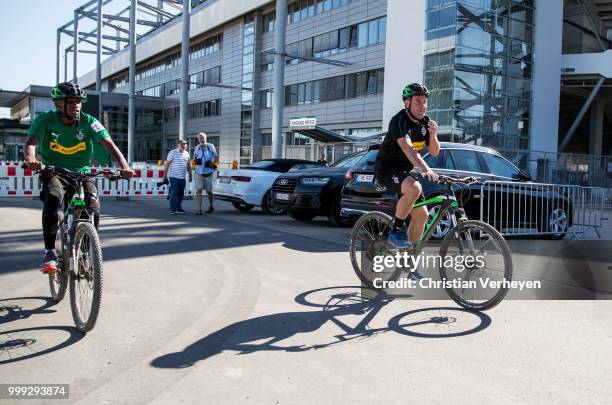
[219,176,231,184]
[356,174,374,183]
[276,193,290,201]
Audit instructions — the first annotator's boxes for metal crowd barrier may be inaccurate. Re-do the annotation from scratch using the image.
[479,181,606,238]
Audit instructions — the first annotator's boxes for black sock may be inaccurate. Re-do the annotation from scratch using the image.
[393,217,406,230]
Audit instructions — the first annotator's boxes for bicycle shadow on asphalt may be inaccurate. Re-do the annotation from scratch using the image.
[0,297,84,365]
[0,325,86,365]
[0,296,59,326]
[150,286,491,369]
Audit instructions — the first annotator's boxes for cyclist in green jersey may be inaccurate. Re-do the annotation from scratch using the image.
[23,82,133,274]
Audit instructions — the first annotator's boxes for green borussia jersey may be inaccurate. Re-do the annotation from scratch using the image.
[27,110,110,172]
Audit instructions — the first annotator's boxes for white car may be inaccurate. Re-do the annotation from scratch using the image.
[214,159,324,214]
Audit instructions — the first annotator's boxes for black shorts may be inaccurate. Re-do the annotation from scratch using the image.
[374,162,425,203]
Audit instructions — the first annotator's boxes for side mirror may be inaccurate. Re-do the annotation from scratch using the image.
[513,170,532,182]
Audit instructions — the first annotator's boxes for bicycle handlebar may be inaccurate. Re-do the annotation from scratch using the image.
[22,164,124,181]
[435,174,481,185]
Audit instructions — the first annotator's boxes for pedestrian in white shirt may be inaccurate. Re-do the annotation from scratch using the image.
[163,139,192,214]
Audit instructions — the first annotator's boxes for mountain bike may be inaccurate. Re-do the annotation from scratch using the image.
[35,165,123,332]
[349,174,513,311]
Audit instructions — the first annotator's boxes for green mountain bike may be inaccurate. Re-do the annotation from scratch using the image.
[349,174,513,311]
[36,165,123,332]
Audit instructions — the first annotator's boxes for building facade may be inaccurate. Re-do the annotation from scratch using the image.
[70,0,610,172]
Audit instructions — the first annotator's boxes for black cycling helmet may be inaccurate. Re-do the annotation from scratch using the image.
[402,83,430,100]
[51,82,87,102]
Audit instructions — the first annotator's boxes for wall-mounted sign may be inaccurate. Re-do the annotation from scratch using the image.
[289,117,317,129]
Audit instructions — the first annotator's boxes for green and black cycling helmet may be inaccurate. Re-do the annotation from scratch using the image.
[51,82,87,102]
[402,83,430,100]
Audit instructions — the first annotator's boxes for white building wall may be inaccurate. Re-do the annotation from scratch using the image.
[382,0,426,129]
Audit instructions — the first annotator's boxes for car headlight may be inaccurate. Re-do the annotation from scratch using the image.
[301,177,330,185]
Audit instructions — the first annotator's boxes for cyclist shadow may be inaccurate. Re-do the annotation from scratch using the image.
[150,286,491,369]
[0,296,58,326]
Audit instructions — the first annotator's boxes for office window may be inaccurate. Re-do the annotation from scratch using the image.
[368,19,378,45]
[263,11,275,32]
[358,22,368,47]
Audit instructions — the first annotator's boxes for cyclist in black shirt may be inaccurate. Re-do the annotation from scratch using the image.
[374,83,440,253]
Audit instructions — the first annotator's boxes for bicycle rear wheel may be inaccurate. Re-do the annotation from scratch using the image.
[350,211,403,289]
[69,222,103,332]
[49,213,68,302]
[439,220,512,311]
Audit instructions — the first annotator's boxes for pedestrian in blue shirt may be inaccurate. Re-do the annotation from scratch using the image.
[193,132,218,215]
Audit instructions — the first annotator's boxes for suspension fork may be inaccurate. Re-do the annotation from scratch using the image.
[452,207,477,256]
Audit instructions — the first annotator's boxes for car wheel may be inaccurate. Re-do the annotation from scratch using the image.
[539,202,569,240]
[428,203,453,240]
[288,211,317,222]
[262,190,285,215]
[232,202,254,212]
[328,193,354,227]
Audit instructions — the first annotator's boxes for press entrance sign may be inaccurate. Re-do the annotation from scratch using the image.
[289,117,317,129]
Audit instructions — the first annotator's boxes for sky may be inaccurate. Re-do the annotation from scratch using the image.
[0,0,99,92]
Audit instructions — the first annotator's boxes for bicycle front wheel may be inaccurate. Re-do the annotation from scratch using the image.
[69,222,103,332]
[49,213,68,302]
[439,220,512,311]
[349,211,403,290]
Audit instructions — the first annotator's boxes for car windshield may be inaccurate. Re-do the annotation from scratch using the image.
[243,160,283,171]
[332,151,366,168]
[288,163,323,172]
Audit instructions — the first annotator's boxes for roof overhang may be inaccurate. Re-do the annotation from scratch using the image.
[290,125,351,143]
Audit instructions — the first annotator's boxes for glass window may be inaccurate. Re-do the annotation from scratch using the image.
[320,78,329,102]
[378,17,387,44]
[349,25,359,48]
[313,80,321,102]
[346,74,356,98]
[368,19,378,45]
[449,149,482,173]
[317,0,324,13]
[377,68,384,93]
[308,0,316,16]
[290,84,298,105]
[366,70,377,94]
[297,83,306,104]
[338,27,349,50]
[355,71,366,96]
[481,152,519,178]
[305,81,313,103]
[358,22,368,47]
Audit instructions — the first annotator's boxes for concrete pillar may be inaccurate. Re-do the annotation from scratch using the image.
[179,0,191,140]
[128,0,136,163]
[272,0,287,159]
[73,10,79,83]
[96,0,103,120]
[530,1,563,155]
[589,98,604,156]
[56,30,61,85]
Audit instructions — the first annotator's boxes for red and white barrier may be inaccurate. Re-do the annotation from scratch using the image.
[0,162,195,198]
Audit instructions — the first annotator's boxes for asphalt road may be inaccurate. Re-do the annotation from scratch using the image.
[0,197,611,404]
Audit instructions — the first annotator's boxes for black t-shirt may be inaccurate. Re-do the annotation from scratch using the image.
[376,109,430,170]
